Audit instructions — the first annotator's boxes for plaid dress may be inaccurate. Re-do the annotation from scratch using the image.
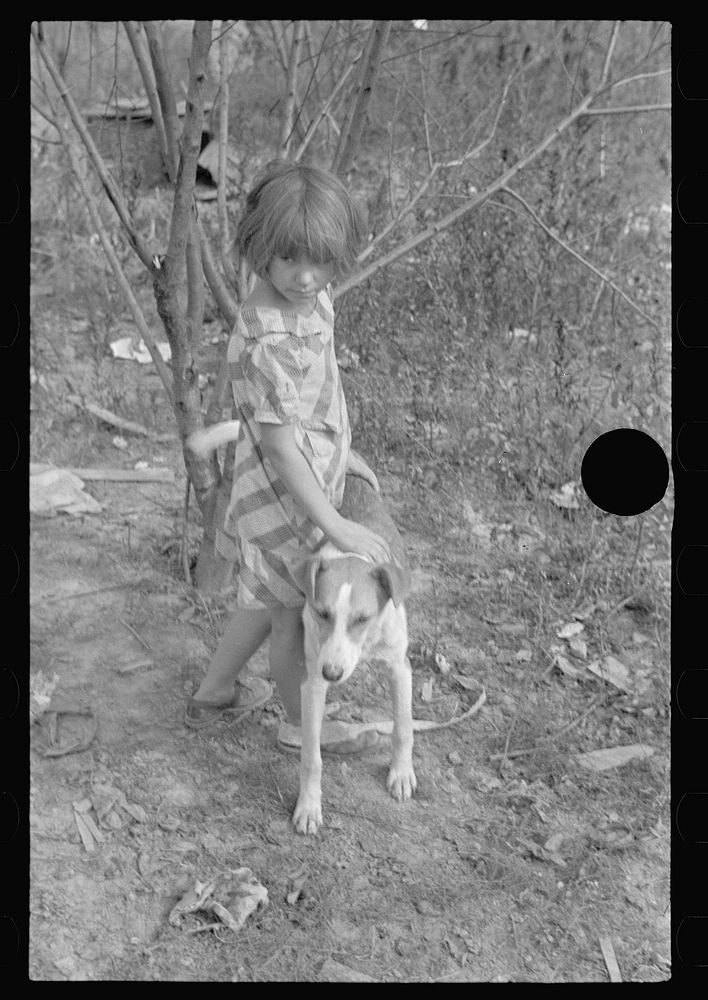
[216,284,351,608]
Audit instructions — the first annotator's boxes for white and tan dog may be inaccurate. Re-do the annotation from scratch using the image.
[292,472,416,834]
[186,425,416,835]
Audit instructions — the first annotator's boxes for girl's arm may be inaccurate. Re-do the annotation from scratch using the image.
[259,424,391,563]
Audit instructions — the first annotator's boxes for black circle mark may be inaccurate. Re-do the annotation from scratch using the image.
[0,791,19,847]
[0,49,19,102]
[676,546,708,597]
[0,176,19,226]
[676,299,708,349]
[676,52,708,101]
[0,546,20,596]
[0,669,19,721]
[675,669,708,719]
[581,429,669,516]
[0,421,19,472]
[0,297,20,349]
[676,175,708,226]
[0,915,20,967]
[676,916,708,967]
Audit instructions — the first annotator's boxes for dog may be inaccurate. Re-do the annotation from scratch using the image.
[186,425,416,835]
[292,472,416,834]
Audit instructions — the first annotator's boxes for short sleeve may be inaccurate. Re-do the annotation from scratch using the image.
[240,334,306,424]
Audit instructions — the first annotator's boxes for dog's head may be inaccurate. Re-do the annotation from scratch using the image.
[295,553,408,684]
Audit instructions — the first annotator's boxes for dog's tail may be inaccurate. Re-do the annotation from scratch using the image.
[186,420,241,459]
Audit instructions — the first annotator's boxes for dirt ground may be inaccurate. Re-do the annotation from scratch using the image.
[28,419,670,982]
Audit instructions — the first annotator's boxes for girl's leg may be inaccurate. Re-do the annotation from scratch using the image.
[192,607,271,705]
[269,607,306,724]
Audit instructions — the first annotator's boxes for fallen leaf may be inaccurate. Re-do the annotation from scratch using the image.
[318,959,378,982]
[515,648,532,663]
[446,932,470,965]
[112,436,128,450]
[557,621,585,639]
[544,832,565,853]
[576,744,655,772]
[549,481,580,509]
[554,653,582,679]
[585,656,632,691]
[74,811,96,853]
[434,651,452,675]
[452,673,482,692]
[286,868,308,905]
[569,636,588,659]
[421,678,434,702]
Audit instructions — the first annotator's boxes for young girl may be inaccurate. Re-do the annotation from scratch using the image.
[185,160,391,754]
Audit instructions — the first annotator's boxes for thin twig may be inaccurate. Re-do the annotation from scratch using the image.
[123,21,172,181]
[581,103,670,116]
[498,186,662,333]
[489,697,602,762]
[40,104,175,404]
[66,395,175,438]
[182,476,193,587]
[119,618,152,653]
[599,21,621,87]
[143,21,180,179]
[31,24,156,271]
[293,56,359,162]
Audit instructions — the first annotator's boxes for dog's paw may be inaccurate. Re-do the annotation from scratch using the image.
[387,764,417,802]
[292,795,323,835]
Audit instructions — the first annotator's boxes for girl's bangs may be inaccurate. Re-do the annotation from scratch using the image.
[269,205,345,265]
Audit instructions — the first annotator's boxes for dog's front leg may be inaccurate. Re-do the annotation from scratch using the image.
[292,676,328,834]
[387,654,417,801]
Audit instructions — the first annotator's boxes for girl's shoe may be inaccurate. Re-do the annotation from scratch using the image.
[184,676,273,730]
[277,719,380,756]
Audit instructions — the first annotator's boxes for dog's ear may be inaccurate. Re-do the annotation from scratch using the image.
[291,555,326,603]
[371,562,409,608]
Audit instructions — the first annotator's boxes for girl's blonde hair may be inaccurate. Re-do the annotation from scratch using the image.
[237,160,367,280]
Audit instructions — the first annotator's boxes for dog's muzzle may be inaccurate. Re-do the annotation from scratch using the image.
[321,662,344,682]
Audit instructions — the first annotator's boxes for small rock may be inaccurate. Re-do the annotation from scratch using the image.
[448,750,462,766]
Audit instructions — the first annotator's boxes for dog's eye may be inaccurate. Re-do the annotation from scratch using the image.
[352,614,370,627]
[316,608,330,621]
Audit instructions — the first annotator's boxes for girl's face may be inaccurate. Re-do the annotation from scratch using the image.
[266,252,334,311]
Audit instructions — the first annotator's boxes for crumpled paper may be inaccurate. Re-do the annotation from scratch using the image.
[110,337,171,365]
[30,466,102,516]
[169,868,268,933]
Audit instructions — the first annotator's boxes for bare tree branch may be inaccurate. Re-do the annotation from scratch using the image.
[332,20,391,177]
[607,67,671,90]
[122,21,173,182]
[31,23,156,272]
[357,68,515,265]
[498,186,661,332]
[581,103,671,116]
[38,81,175,405]
[335,76,613,298]
[143,21,180,179]
[197,219,238,325]
[279,20,305,155]
[599,21,621,87]
[293,52,360,161]
[216,21,236,286]
[186,225,205,352]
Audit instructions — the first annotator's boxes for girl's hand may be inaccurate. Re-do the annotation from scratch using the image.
[347,450,380,492]
[328,515,391,564]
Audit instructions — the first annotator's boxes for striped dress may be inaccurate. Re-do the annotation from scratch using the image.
[216,283,351,609]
